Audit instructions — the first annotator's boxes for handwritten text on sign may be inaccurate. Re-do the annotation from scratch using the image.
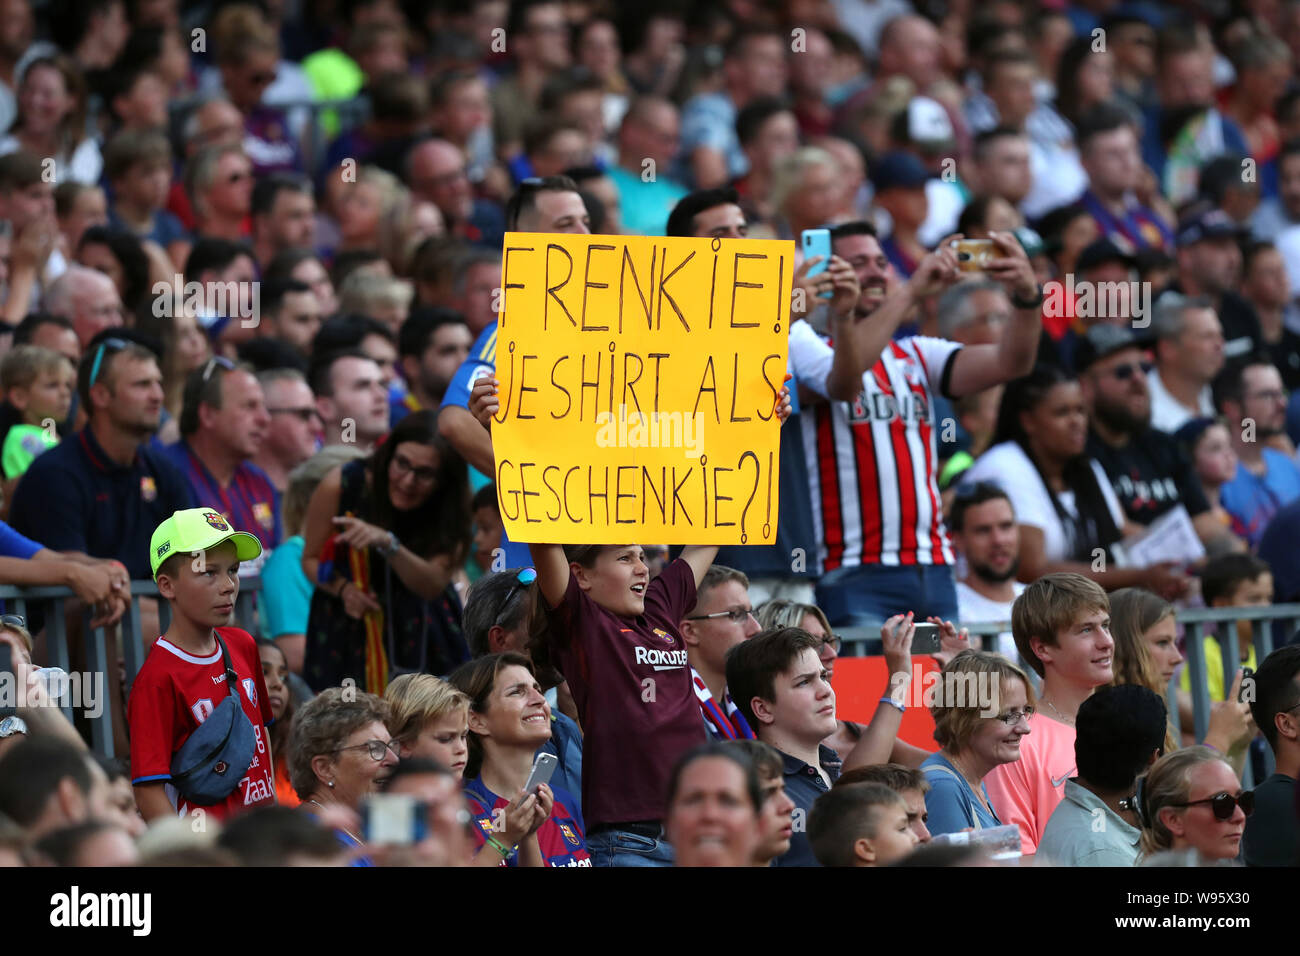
[491,232,793,545]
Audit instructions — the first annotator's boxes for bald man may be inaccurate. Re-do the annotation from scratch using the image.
[44,266,124,348]
[405,139,503,246]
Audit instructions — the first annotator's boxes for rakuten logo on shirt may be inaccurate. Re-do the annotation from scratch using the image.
[635,646,688,670]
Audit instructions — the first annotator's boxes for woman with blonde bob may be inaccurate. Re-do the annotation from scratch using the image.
[1136,746,1252,864]
[384,673,471,778]
[922,650,1037,836]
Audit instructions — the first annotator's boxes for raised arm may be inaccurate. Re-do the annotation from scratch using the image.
[530,542,572,610]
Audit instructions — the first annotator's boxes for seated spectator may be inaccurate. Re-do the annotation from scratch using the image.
[985,573,1114,854]
[405,139,504,248]
[76,225,156,321]
[949,482,1025,660]
[261,447,360,670]
[664,742,764,868]
[0,738,118,840]
[216,805,347,865]
[1076,103,1172,252]
[102,127,190,270]
[314,314,399,387]
[968,128,1033,216]
[11,313,80,368]
[33,821,139,867]
[835,762,932,845]
[336,272,413,338]
[964,365,1137,588]
[307,349,389,452]
[1172,417,1238,537]
[54,181,108,257]
[681,565,761,741]
[606,96,688,236]
[1240,241,1300,391]
[260,279,325,363]
[1136,746,1251,865]
[0,54,102,185]
[378,757,475,867]
[0,345,73,485]
[1244,645,1300,866]
[250,173,315,271]
[731,97,799,225]
[211,7,302,175]
[129,509,273,823]
[1181,553,1273,705]
[162,357,280,560]
[469,484,503,577]
[1165,205,1262,361]
[808,782,918,867]
[726,738,797,866]
[449,653,590,867]
[90,754,145,839]
[289,687,399,865]
[183,237,260,357]
[300,410,470,694]
[384,673,470,777]
[1259,497,1300,603]
[184,144,254,242]
[1213,355,1300,546]
[1038,684,1166,866]
[1146,294,1225,433]
[922,650,1035,836]
[1078,324,1236,553]
[0,151,64,319]
[101,60,170,135]
[263,247,338,318]
[394,307,472,424]
[44,264,124,349]
[725,626,841,866]
[257,638,297,806]
[252,368,322,495]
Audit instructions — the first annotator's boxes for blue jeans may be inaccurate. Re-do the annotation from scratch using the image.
[815,563,959,631]
[586,827,675,867]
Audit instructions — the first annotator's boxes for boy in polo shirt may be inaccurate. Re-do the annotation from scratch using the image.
[1179,553,1270,702]
[984,573,1114,855]
[128,508,276,823]
[725,627,842,867]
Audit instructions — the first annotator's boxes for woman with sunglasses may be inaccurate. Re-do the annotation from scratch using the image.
[288,687,401,866]
[964,364,1187,597]
[1136,746,1251,864]
[449,653,591,867]
[301,409,472,695]
[923,650,1037,836]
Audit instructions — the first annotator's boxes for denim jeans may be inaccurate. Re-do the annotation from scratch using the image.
[815,563,959,631]
[586,826,675,867]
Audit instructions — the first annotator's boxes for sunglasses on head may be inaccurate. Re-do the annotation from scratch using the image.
[201,355,237,382]
[88,337,131,388]
[494,568,538,626]
[1168,790,1254,820]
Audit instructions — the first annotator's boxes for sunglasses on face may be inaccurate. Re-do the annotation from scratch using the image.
[1168,790,1254,820]
[268,406,320,423]
[1107,360,1153,381]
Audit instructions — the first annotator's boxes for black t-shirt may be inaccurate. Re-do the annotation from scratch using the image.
[1266,326,1300,392]
[1242,773,1297,867]
[1086,427,1209,525]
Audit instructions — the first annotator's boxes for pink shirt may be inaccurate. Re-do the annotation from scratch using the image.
[984,712,1077,855]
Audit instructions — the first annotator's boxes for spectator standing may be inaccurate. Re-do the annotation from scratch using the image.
[1244,645,1300,866]
[949,483,1025,660]
[1146,293,1225,433]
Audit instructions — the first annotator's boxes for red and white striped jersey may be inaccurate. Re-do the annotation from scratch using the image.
[789,321,961,570]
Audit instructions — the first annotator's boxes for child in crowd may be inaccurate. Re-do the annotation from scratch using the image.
[102,127,191,268]
[808,782,919,866]
[128,508,275,822]
[0,345,74,481]
[984,572,1114,855]
[257,638,298,807]
[1180,552,1273,704]
[384,672,471,778]
[470,482,503,581]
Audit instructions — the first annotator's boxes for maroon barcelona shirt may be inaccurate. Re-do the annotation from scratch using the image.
[545,558,706,829]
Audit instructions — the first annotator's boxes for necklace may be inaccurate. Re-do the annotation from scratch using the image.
[1041,697,1075,726]
[308,798,364,845]
[946,751,992,814]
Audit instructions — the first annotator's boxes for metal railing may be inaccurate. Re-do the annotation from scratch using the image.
[843,604,1300,785]
[2,577,262,760]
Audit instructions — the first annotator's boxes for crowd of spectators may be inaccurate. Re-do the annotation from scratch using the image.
[0,0,1297,869]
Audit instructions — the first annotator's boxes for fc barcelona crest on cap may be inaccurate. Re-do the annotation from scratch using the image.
[204,511,231,531]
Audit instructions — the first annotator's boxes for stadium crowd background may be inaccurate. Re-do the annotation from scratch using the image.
[0,0,1295,869]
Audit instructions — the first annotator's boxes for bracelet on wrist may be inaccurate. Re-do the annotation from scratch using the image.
[879,695,906,714]
[485,835,515,857]
[1010,283,1044,310]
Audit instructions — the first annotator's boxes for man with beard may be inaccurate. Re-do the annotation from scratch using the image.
[1213,356,1300,547]
[392,307,471,425]
[949,482,1024,661]
[1077,324,1239,557]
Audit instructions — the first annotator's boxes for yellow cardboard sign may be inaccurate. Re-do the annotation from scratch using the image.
[491,232,793,544]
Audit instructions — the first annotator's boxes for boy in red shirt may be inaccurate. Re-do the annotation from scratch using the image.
[129,507,276,822]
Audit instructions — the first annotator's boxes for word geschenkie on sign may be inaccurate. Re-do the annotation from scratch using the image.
[491,232,793,545]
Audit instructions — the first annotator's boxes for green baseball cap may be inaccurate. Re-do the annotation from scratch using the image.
[150,508,263,579]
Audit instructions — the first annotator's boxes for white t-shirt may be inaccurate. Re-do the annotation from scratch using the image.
[1146,368,1214,434]
[964,441,1126,562]
[955,580,1025,661]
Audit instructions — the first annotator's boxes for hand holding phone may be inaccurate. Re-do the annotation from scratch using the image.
[523,752,558,795]
[801,228,834,299]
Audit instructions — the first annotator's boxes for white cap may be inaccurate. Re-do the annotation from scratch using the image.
[908,97,954,144]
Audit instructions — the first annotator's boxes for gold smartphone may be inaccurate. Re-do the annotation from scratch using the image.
[951,238,995,273]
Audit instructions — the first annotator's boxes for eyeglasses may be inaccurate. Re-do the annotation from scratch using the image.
[820,633,842,653]
[495,567,538,626]
[1167,790,1254,820]
[391,452,438,485]
[1108,360,1153,381]
[333,739,402,761]
[88,337,130,388]
[991,707,1035,726]
[686,607,756,624]
[268,406,321,423]
[201,355,236,382]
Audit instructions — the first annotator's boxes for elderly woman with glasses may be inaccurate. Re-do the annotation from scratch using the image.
[289,687,401,865]
[1135,746,1252,864]
[301,409,472,696]
[923,650,1037,836]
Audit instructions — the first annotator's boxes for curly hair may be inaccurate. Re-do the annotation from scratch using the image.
[287,688,390,800]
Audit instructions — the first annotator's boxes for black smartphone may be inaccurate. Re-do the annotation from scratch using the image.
[911,623,943,655]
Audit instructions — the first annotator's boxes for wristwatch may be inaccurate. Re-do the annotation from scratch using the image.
[0,715,28,738]
[1010,283,1044,310]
